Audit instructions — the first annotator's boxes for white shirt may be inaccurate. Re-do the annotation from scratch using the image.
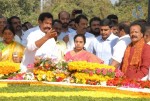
[67,31,95,52]
[88,33,118,64]
[57,28,75,40]
[112,34,131,63]
[20,26,58,72]
[21,26,39,46]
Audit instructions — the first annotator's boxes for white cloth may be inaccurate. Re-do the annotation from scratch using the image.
[57,28,75,40]
[20,26,58,72]
[67,31,95,52]
[88,33,118,64]
[112,35,131,63]
[21,26,39,46]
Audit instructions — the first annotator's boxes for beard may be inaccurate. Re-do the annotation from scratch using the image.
[62,23,68,28]
[91,29,100,36]
[16,25,22,31]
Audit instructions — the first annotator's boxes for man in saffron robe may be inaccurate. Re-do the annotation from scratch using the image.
[121,22,150,80]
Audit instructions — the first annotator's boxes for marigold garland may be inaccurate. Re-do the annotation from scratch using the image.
[68,61,118,85]
[74,73,111,84]
[0,61,20,75]
[68,61,115,71]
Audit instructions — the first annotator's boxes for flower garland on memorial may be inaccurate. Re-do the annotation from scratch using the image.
[68,61,123,85]
[107,77,150,88]
[0,61,20,79]
[32,57,69,82]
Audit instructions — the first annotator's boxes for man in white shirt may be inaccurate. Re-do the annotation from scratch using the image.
[58,11,75,42]
[111,21,131,68]
[67,14,95,51]
[89,17,101,37]
[88,18,118,64]
[21,12,57,72]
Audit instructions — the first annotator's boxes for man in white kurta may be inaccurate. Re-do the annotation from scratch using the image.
[21,12,58,72]
[111,22,131,68]
[66,14,95,52]
[112,35,131,66]
[88,33,118,64]
[87,18,118,64]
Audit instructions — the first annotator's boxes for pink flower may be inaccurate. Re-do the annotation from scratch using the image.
[89,71,93,76]
[27,64,34,68]
[96,68,101,75]
[115,69,124,78]
[108,68,113,73]
[102,69,107,75]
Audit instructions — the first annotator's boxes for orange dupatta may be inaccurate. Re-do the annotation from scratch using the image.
[121,38,145,73]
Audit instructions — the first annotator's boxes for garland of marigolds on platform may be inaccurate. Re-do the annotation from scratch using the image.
[0,61,20,79]
[68,61,123,85]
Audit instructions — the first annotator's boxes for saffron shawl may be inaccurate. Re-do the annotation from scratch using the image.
[121,38,145,73]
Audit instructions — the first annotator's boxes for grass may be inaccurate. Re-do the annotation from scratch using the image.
[0,97,150,101]
[0,84,149,101]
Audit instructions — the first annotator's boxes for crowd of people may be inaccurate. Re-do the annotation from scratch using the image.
[0,10,150,80]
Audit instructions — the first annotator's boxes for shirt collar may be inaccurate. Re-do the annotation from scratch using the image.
[119,34,130,40]
[99,33,115,41]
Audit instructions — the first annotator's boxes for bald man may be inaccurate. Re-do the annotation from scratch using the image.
[58,11,75,43]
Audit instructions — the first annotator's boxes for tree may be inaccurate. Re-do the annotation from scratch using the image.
[0,0,40,25]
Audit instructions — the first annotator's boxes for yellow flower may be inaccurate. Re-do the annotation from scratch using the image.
[68,61,115,71]
[0,61,20,75]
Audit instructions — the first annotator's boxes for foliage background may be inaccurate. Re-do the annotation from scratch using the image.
[0,0,148,25]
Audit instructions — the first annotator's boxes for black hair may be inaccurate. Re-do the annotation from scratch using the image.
[22,24,28,30]
[38,12,53,22]
[133,19,147,24]
[107,14,118,20]
[74,34,86,44]
[69,19,75,24]
[130,22,146,35]
[118,22,130,34]
[89,17,101,26]
[75,14,88,24]
[23,21,30,25]
[8,16,20,25]
[100,18,113,28]
[52,19,62,25]
[2,25,15,36]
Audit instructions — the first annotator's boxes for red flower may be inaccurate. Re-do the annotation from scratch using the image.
[56,77,64,82]
[89,71,93,76]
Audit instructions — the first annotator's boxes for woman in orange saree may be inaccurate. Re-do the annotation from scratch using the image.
[0,26,24,63]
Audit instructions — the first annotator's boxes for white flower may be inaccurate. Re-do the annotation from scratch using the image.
[23,72,34,80]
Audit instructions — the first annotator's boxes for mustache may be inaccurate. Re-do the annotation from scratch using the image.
[62,23,68,25]
[44,27,50,30]
[17,25,21,28]
[131,35,138,38]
